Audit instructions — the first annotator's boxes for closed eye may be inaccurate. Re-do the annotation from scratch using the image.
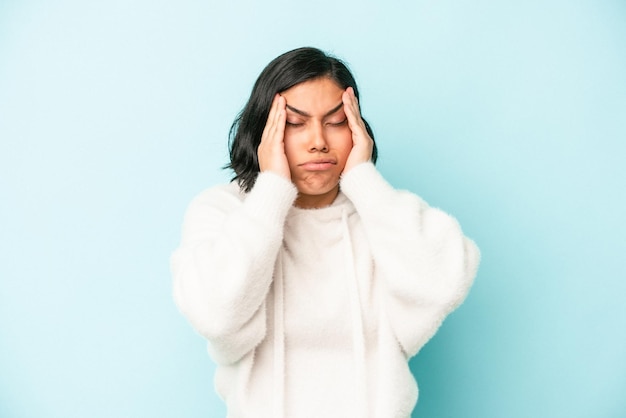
[286,121,304,127]
[327,119,348,127]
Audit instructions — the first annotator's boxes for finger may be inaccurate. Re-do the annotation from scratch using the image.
[345,88,362,119]
[342,89,356,122]
[342,89,365,134]
[277,96,286,128]
[262,94,281,141]
[261,99,275,142]
[345,87,359,112]
[269,95,286,142]
[274,95,285,129]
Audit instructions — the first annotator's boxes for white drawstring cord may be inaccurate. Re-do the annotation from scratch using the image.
[342,209,368,417]
[273,252,285,418]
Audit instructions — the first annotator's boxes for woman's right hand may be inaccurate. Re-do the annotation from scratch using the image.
[257,94,291,179]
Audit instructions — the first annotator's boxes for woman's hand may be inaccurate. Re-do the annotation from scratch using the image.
[258,94,291,179]
[342,87,374,173]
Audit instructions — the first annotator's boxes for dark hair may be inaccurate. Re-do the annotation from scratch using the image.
[225,47,378,192]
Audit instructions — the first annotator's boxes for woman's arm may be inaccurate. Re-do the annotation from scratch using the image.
[173,94,294,365]
[171,173,297,365]
[341,88,478,358]
[340,162,480,358]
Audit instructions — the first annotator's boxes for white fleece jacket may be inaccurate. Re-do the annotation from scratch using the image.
[171,162,480,418]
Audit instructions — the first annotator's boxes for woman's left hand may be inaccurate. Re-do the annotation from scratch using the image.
[342,87,374,173]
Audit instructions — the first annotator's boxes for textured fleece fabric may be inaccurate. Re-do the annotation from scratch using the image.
[171,162,480,418]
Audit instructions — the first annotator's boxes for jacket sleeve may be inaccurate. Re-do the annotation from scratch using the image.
[170,173,297,365]
[340,162,480,358]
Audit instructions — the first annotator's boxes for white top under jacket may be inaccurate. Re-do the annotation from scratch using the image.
[171,162,480,418]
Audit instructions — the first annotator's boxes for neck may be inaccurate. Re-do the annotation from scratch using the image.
[294,187,339,209]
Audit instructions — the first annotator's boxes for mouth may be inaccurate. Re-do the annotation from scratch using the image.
[299,159,337,171]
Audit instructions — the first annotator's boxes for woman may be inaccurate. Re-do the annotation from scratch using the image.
[171,47,480,418]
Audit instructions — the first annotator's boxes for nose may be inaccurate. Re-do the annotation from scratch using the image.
[308,123,328,152]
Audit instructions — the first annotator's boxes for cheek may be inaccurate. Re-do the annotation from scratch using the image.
[331,130,353,162]
[282,133,300,166]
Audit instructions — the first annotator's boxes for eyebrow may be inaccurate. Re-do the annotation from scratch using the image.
[285,102,343,118]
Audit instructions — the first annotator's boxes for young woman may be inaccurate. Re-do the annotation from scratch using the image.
[171,47,480,418]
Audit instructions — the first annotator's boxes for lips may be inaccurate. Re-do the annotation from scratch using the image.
[299,158,337,171]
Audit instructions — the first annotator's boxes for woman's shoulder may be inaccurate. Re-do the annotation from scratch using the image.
[198,180,243,199]
[187,181,245,214]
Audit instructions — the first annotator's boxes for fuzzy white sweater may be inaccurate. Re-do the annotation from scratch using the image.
[171,162,480,418]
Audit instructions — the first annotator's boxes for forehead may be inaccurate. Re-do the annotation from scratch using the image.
[281,77,344,114]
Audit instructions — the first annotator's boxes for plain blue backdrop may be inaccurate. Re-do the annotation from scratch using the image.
[1,0,625,417]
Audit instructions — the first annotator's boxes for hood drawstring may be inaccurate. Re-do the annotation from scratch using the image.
[272,206,368,417]
[342,208,368,417]
[273,252,285,418]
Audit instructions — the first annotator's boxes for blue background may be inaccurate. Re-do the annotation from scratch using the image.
[1,0,625,417]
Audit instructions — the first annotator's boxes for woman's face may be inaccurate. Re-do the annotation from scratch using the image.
[280,77,353,208]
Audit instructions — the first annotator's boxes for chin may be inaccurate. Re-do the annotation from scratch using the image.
[295,179,339,197]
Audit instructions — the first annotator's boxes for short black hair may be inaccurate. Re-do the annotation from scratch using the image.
[225,47,378,192]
